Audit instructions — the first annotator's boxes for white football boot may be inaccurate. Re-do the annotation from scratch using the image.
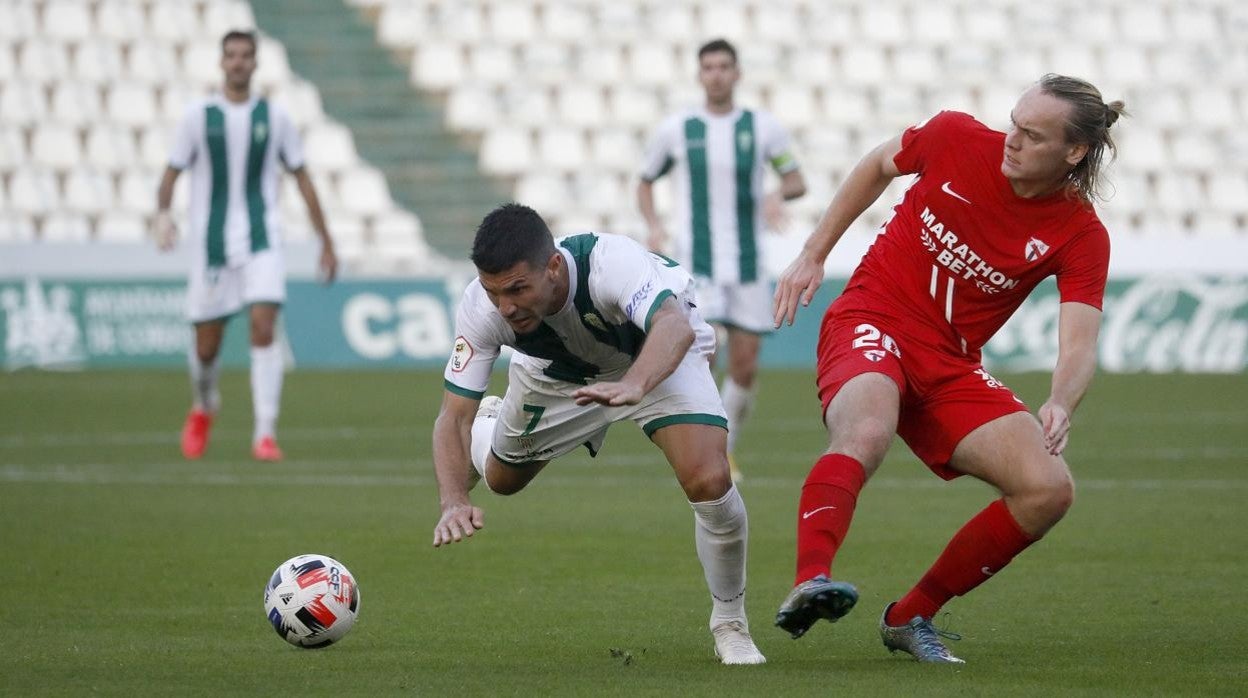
[711,620,767,665]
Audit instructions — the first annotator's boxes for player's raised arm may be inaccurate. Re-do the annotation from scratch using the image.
[773,135,905,328]
[572,297,694,407]
[431,390,485,547]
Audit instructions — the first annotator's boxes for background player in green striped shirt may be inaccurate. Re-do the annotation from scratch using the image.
[154,30,337,462]
[638,38,806,482]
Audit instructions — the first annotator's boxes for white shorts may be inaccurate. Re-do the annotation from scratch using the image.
[186,250,286,323]
[491,350,727,465]
[694,278,774,335]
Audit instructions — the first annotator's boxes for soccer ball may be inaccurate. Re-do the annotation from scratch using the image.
[263,554,360,648]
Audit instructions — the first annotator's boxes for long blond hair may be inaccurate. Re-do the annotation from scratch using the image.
[1038,74,1128,202]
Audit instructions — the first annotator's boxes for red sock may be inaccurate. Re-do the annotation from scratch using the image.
[886,499,1035,625]
[795,453,866,585]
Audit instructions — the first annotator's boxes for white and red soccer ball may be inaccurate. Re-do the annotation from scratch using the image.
[263,554,360,648]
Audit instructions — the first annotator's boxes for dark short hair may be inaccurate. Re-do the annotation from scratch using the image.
[221,30,257,53]
[698,38,737,64]
[471,203,557,274]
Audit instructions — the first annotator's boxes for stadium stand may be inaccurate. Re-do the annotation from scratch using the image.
[1,0,1245,274]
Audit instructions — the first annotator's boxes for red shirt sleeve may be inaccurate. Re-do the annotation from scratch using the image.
[1055,220,1110,310]
[892,110,975,175]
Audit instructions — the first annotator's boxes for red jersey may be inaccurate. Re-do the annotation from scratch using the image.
[837,111,1110,353]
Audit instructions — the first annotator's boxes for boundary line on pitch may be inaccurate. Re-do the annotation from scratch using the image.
[2,464,1246,492]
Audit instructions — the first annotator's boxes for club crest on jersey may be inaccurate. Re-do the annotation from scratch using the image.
[862,349,887,362]
[253,122,268,142]
[737,131,753,151]
[582,312,607,332]
[450,335,473,372]
[1025,237,1050,262]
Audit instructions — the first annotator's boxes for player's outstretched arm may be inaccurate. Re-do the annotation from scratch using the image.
[1039,302,1102,456]
[431,391,485,547]
[773,135,905,328]
[573,299,693,407]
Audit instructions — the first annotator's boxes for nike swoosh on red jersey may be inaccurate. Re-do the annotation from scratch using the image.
[941,181,972,205]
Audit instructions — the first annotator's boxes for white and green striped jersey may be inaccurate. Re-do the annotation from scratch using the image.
[443,232,716,398]
[169,94,304,269]
[640,106,799,284]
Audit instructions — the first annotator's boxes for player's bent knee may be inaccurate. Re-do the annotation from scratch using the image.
[829,416,893,467]
[682,464,733,502]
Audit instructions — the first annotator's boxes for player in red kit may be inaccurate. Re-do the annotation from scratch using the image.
[771,75,1127,663]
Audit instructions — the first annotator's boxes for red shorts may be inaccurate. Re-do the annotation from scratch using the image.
[815,306,1029,480]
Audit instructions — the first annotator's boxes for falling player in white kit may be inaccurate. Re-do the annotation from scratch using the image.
[431,203,765,665]
[154,30,337,461]
[638,38,807,482]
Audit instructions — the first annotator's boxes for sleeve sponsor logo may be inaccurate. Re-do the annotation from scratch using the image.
[625,280,655,318]
[450,335,473,372]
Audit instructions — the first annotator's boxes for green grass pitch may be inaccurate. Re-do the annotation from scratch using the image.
[1,369,1245,695]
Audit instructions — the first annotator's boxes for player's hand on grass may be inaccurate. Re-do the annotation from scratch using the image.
[572,380,644,407]
[773,254,824,328]
[432,502,484,547]
[153,211,178,251]
[1038,401,1071,456]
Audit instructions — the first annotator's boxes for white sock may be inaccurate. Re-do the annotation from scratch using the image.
[721,378,756,455]
[690,485,749,628]
[188,346,220,413]
[250,343,284,443]
[469,408,496,490]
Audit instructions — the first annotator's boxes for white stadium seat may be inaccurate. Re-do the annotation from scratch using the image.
[63,170,115,215]
[537,127,588,171]
[479,126,534,176]
[371,209,424,245]
[41,213,92,243]
[337,168,394,215]
[148,2,200,44]
[858,5,908,46]
[520,43,573,86]
[768,85,819,129]
[0,83,48,127]
[497,86,553,127]
[607,85,661,129]
[626,42,677,87]
[488,2,539,44]
[1207,174,1248,215]
[377,3,428,49]
[0,1,38,40]
[255,39,294,89]
[182,41,224,89]
[557,85,607,127]
[428,3,486,43]
[118,170,158,214]
[570,172,625,216]
[0,213,37,242]
[514,172,571,216]
[106,84,158,127]
[650,5,695,43]
[127,40,180,85]
[42,0,93,42]
[269,80,325,128]
[95,0,148,42]
[303,123,360,171]
[50,82,104,127]
[754,5,800,45]
[139,127,174,170]
[96,212,148,243]
[411,42,466,90]
[701,4,749,41]
[85,125,138,171]
[0,126,26,171]
[445,84,500,133]
[8,170,61,215]
[30,124,81,170]
[575,45,625,86]
[839,46,889,87]
[541,3,592,43]
[589,127,642,173]
[467,45,518,85]
[204,1,258,38]
[17,40,72,85]
[72,38,126,85]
